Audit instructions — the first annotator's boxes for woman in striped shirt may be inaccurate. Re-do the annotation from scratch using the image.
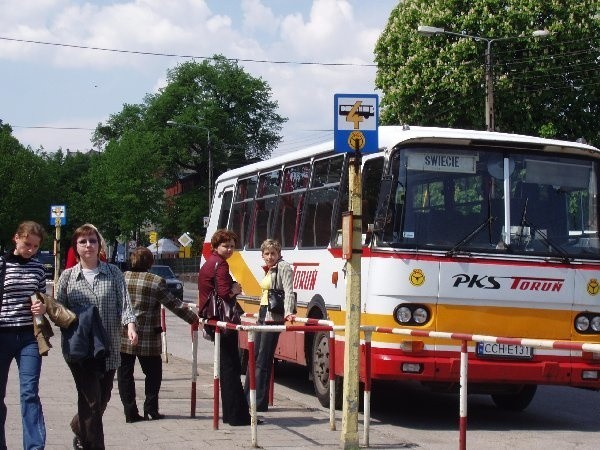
[0,221,48,450]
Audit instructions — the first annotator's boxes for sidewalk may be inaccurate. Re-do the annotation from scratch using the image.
[4,328,393,449]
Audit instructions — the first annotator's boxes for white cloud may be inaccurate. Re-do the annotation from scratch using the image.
[0,0,397,153]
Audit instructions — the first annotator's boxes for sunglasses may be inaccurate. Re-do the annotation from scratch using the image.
[77,238,98,245]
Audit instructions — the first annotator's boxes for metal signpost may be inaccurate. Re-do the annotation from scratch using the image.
[334,94,378,449]
[50,205,66,285]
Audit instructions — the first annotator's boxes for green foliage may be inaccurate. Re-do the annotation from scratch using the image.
[375,0,599,144]
[82,131,166,246]
[92,56,286,240]
[0,121,53,250]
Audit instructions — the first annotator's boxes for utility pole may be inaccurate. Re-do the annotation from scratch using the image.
[484,40,494,131]
[334,93,378,450]
[341,144,362,450]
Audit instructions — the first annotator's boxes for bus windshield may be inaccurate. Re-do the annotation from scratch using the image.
[376,145,599,259]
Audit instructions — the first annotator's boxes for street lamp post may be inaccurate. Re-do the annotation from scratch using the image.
[417,26,549,131]
[166,120,213,208]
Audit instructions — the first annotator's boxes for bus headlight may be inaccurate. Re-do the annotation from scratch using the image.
[395,306,412,323]
[591,316,600,332]
[393,304,431,326]
[413,307,428,324]
[575,315,590,332]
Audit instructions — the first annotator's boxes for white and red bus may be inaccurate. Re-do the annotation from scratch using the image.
[201,125,600,410]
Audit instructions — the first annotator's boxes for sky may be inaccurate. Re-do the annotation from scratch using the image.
[0,0,400,156]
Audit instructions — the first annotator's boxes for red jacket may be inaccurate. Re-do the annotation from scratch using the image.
[197,252,236,308]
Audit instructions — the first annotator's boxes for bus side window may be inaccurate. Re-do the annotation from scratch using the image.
[231,176,258,249]
[277,163,310,248]
[248,170,282,249]
[217,190,233,229]
[300,155,345,248]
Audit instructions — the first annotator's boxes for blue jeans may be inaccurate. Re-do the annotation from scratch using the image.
[0,328,46,450]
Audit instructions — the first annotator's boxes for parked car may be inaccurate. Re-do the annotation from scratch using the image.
[148,265,184,300]
[37,252,55,280]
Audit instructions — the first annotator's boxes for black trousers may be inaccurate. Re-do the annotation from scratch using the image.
[117,353,162,418]
[219,331,250,425]
[244,308,281,411]
[67,361,115,450]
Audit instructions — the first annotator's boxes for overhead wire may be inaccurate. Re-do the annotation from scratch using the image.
[0,35,376,67]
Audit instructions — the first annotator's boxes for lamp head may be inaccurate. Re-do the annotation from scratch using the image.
[532,29,550,38]
[417,25,445,36]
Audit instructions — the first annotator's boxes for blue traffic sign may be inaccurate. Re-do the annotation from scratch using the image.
[334,94,378,154]
[50,205,67,226]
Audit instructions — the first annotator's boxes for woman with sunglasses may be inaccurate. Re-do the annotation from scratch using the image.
[56,224,137,450]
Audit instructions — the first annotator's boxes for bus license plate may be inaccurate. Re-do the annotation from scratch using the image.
[476,342,533,359]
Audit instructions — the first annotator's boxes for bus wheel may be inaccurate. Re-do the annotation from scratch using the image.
[491,384,537,411]
[311,331,342,409]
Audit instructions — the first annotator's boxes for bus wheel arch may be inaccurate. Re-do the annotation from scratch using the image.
[304,295,342,409]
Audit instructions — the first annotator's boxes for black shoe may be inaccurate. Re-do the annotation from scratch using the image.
[125,413,145,423]
[144,411,165,420]
[73,435,84,450]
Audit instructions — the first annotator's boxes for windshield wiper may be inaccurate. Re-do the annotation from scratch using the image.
[522,220,572,263]
[510,197,572,263]
[446,216,496,257]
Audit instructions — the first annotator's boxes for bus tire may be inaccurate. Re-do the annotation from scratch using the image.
[311,331,342,409]
[491,384,537,411]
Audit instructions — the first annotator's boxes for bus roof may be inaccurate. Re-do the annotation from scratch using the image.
[215,125,599,184]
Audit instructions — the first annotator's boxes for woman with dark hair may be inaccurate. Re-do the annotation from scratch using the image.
[56,224,137,450]
[198,229,250,426]
[65,224,107,269]
[0,221,48,450]
[118,247,199,423]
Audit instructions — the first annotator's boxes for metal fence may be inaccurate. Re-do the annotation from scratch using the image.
[154,256,201,283]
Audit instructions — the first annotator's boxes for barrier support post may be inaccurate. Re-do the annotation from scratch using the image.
[329,328,337,431]
[213,325,221,430]
[268,359,275,407]
[161,305,168,363]
[363,330,372,447]
[459,340,468,450]
[190,321,198,417]
[248,330,258,448]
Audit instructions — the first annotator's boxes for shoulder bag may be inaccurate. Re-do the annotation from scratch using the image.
[199,262,243,338]
[267,262,285,314]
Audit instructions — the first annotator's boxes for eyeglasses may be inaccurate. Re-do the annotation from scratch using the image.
[77,239,98,245]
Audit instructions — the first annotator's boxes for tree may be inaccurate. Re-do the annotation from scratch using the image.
[93,56,287,238]
[149,56,286,179]
[0,121,53,250]
[85,130,167,249]
[41,149,99,235]
[374,0,599,144]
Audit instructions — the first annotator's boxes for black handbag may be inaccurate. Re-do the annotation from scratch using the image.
[199,262,243,338]
[267,262,285,314]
